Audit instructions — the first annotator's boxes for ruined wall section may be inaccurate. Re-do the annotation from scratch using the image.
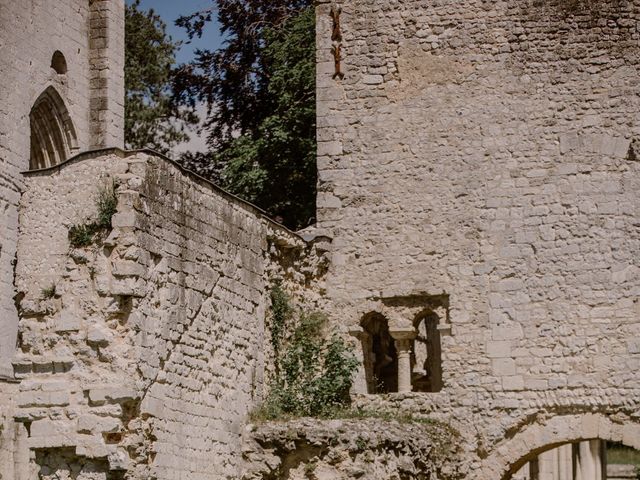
[130,153,325,480]
[12,151,323,479]
[13,151,141,478]
[0,379,27,480]
[315,0,640,466]
[242,417,465,480]
[0,0,125,377]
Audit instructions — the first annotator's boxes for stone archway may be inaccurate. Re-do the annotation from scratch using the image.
[478,413,640,480]
[29,86,78,170]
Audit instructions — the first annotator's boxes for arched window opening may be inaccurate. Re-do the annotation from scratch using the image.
[51,51,68,74]
[30,87,78,170]
[411,310,443,392]
[361,313,397,394]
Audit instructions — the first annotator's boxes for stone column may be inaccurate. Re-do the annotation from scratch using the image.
[575,440,603,480]
[557,444,573,480]
[538,448,558,480]
[389,329,416,393]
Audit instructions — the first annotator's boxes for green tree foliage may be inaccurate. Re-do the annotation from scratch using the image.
[125,0,197,153]
[175,2,316,230]
[256,286,359,420]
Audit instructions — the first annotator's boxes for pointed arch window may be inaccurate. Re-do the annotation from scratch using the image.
[30,87,78,170]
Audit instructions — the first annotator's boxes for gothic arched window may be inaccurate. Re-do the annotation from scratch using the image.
[29,87,78,170]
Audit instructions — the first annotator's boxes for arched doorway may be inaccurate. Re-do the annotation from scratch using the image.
[29,86,78,170]
[478,414,640,480]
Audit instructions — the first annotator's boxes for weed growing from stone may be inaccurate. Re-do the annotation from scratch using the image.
[304,460,317,476]
[269,283,292,362]
[95,180,117,229]
[321,407,439,425]
[68,223,100,248]
[41,284,57,300]
[253,286,359,421]
[68,180,117,248]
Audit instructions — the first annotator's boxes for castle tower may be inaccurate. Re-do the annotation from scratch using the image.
[316,0,640,476]
[0,0,124,376]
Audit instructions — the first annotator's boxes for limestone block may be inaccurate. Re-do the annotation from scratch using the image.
[87,325,113,347]
[317,192,343,209]
[111,211,137,228]
[492,324,523,341]
[108,448,129,471]
[363,74,384,85]
[16,390,70,408]
[88,386,137,405]
[492,358,516,376]
[109,277,146,297]
[317,141,343,157]
[53,308,82,332]
[76,438,113,459]
[77,414,120,434]
[112,260,146,277]
[486,341,512,359]
[580,414,600,439]
[30,419,74,437]
[622,424,640,450]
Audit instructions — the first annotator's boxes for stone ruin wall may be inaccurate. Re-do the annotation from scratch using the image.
[315,0,640,477]
[0,0,124,378]
[242,417,466,480]
[8,150,325,480]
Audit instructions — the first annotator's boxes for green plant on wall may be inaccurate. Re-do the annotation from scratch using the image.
[41,284,57,300]
[269,283,292,362]
[256,285,359,420]
[68,180,118,248]
[95,180,118,229]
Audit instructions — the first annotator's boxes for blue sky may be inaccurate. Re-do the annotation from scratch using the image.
[127,0,225,152]
[127,0,225,64]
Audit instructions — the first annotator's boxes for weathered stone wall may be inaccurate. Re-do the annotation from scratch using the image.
[0,379,25,480]
[315,0,640,477]
[11,150,323,479]
[0,0,125,376]
[129,153,323,480]
[242,417,465,480]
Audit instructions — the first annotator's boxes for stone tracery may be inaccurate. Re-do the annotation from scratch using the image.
[29,86,78,170]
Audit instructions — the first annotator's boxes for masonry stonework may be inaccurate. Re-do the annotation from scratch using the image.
[0,0,124,378]
[314,0,640,477]
[0,0,639,478]
[9,150,324,478]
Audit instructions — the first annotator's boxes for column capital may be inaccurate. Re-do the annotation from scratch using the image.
[389,328,416,341]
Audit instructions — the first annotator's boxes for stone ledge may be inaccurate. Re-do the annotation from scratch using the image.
[242,417,465,480]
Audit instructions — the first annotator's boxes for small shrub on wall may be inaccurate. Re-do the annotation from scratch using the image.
[68,180,117,248]
[255,285,358,420]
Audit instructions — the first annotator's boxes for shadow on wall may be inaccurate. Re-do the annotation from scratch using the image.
[522,0,628,19]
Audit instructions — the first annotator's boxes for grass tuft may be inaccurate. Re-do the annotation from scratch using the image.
[68,180,118,248]
[41,284,57,300]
